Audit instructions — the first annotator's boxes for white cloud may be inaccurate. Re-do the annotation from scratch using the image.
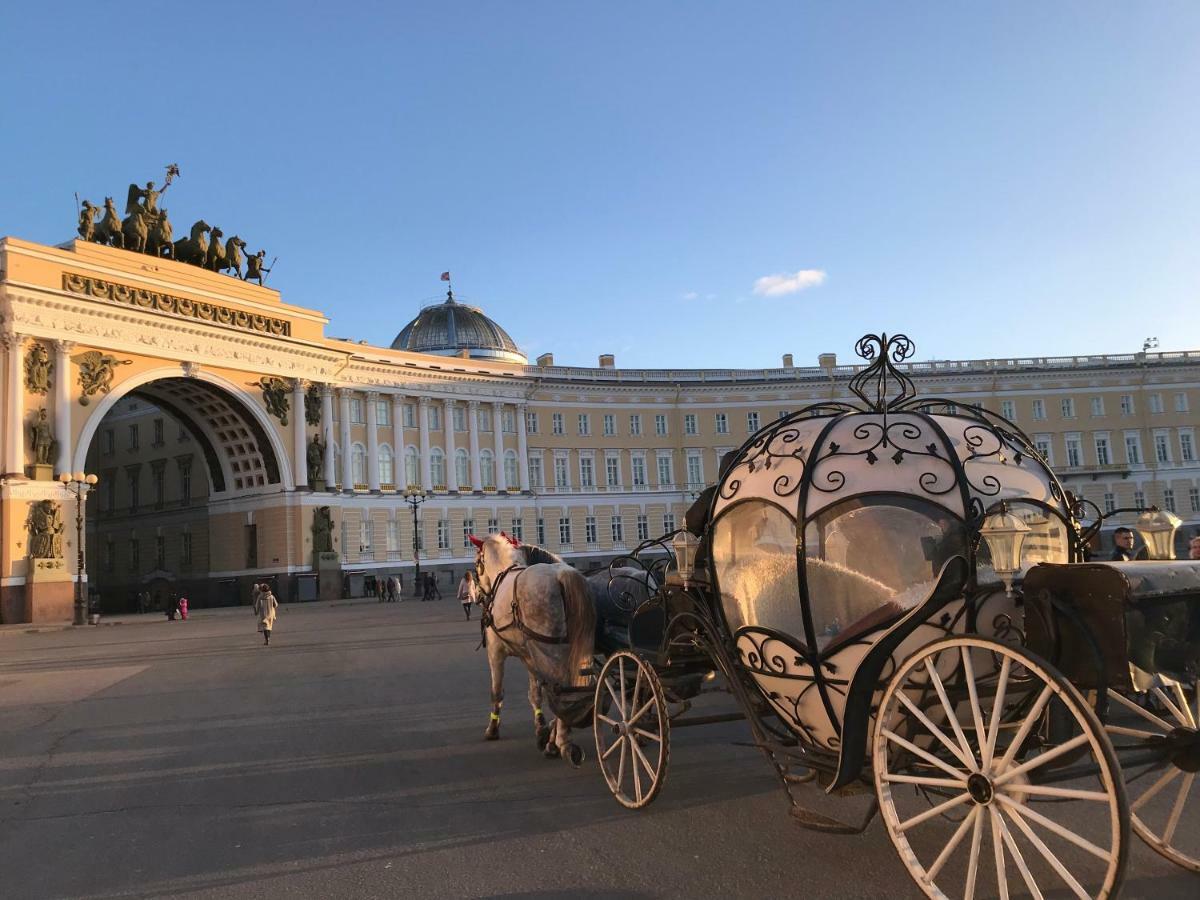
[681,291,699,301]
[752,269,827,298]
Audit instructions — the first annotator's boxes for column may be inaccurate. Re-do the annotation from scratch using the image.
[321,385,336,489]
[338,389,353,491]
[418,397,433,490]
[391,394,404,491]
[492,402,507,492]
[365,391,380,492]
[53,340,74,477]
[292,379,308,489]
[443,398,459,492]
[517,403,531,492]
[5,333,25,476]
[467,400,482,492]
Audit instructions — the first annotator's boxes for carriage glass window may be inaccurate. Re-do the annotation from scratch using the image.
[801,497,967,651]
[712,501,802,639]
[974,505,1069,588]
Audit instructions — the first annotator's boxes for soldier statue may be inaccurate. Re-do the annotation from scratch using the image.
[30,408,56,466]
[307,434,326,486]
[245,250,271,285]
[312,506,334,554]
[77,201,99,242]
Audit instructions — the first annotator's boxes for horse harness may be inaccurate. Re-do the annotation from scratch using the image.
[477,564,571,649]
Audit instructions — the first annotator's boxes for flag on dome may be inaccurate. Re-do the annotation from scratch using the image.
[440,271,451,281]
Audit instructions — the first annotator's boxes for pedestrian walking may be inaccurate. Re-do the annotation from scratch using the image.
[178,595,189,621]
[253,582,279,646]
[420,573,431,602]
[457,571,475,620]
[165,591,178,621]
[430,573,442,601]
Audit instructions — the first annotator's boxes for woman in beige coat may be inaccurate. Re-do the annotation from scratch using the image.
[253,583,279,646]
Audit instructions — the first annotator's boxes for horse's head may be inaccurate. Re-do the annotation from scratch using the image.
[471,532,522,595]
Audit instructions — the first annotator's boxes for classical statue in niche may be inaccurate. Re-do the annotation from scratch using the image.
[24,343,52,395]
[257,376,290,425]
[30,408,57,466]
[304,384,322,426]
[28,500,65,560]
[307,435,326,485]
[312,506,334,554]
[74,350,133,405]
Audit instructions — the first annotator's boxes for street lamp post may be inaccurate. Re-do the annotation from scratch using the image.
[404,488,428,596]
[59,471,99,626]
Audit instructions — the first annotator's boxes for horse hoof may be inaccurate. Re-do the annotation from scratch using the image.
[484,723,500,741]
[567,744,585,767]
[535,725,552,752]
[542,743,561,759]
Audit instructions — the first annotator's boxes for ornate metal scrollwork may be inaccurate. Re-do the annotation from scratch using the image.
[848,333,918,412]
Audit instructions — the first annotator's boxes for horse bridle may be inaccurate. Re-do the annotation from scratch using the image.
[474,551,571,647]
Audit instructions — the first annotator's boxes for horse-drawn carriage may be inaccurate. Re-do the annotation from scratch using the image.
[472,333,1197,898]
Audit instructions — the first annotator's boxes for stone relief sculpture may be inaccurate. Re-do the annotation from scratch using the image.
[74,350,133,405]
[30,408,57,466]
[304,384,322,426]
[312,506,334,554]
[258,376,290,425]
[28,500,65,559]
[24,343,52,394]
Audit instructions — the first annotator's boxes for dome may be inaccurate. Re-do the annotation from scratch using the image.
[391,292,526,364]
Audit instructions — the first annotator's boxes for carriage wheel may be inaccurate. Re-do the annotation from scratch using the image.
[1106,681,1200,871]
[874,637,1128,899]
[593,650,670,810]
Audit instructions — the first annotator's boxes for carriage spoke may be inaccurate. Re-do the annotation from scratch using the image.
[924,657,977,768]
[606,679,626,720]
[602,733,624,761]
[999,783,1110,802]
[615,729,627,794]
[631,665,643,719]
[596,713,620,728]
[964,800,985,899]
[896,690,976,772]
[1162,772,1195,845]
[994,684,1055,775]
[618,659,628,718]
[627,697,655,727]
[960,647,990,767]
[897,790,972,833]
[633,727,662,743]
[926,806,978,880]
[996,795,1112,863]
[1105,724,1161,740]
[882,772,967,789]
[994,808,1043,900]
[990,807,1010,900]
[631,741,645,804]
[1000,798,1090,900]
[1170,682,1195,728]
[993,733,1089,787]
[883,728,970,781]
[1131,765,1182,812]
[1107,688,1173,732]
[1152,686,1188,728]
[984,657,1012,771]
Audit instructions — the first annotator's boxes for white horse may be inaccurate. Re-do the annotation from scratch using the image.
[471,532,596,765]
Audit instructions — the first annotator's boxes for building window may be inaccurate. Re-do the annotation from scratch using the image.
[1154,434,1170,464]
[128,470,140,511]
[714,413,728,434]
[437,519,449,550]
[1060,398,1075,419]
[463,519,475,548]
[480,450,495,488]
[578,414,591,436]
[379,445,395,485]
[1031,400,1046,421]
[351,443,367,486]
[153,465,165,508]
[630,415,642,436]
[403,403,416,428]
[1120,395,1134,416]
[663,513,675,533]
[179,425,190,443]
[611,516,624,544]
[528,455,543,488]
[477,408,491,432]
[552,413,564,435]
[526,410,538,434]
[511,517,523,542]
[455,448,470,488]
[430,447,445,486]
[503,450,518,489]
[128,537,140,572]
[1000,400,1016,420]
[1034,436,1053,465]
[387,520,400,554]
[104,537,115,572]
[778,410,790,420]
[1125,435,1141,465]
[178,463,191,504]
[102,429,115,455]
[684,414,697,435]
[632,455,647,486]
[181,532,192,567]
[377,399,391,426]
[429,406,442,431]
[153,418,164,447]
[606,456,620,487]
[579,456,594,488]
[656,454,673,487]
[1181,432,1195,462]
[585,516,597,544]
[1065,436,1082,467]
[1163,489,1176,513]
[405,447,419,487]
[1190,488,1200,513]
[686,453,703,487]
[655,414,668,436]
[1090,397,1104,417]
[1095,437,1110,466]
[1149,393,1164,414]
[603,414,616,436]
[1174,393,1189,413]
[453,406,467,432]
[537,517,546,545]
[1103,493,1115,514]
[747,411,759,432]
[349,398,364,424]
[1134,490,1146,509]
[487,517,499,534]
[502,410,516,433]
[559,517,571,546]
[637,515,649,541]
[245,524,258,568]
[128,424,139,450]
[554,455,570,488]
[155,535,166,569]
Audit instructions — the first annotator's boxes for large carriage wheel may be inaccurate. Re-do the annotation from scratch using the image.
[593,650,670,809]
[1106,681,1199,871]
[873,637,1128,899]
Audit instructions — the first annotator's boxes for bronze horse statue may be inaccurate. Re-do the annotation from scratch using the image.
[173,220,211,266]
[147,209,174,258]
[122,208,148,254]
[204,227,226,271]
[214,235,246,277]
[92,198,124,248]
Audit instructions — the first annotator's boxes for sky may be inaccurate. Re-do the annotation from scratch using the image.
[2,2,1198,369]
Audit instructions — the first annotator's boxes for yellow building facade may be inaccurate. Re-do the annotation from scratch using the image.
[2,234,1198,622]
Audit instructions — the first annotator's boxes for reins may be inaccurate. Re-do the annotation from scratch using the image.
[476,561,571,650]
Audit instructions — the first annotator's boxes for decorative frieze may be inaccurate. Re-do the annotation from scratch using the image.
[62,272,292,338]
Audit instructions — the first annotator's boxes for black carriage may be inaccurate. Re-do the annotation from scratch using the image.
[585,333,1197,899]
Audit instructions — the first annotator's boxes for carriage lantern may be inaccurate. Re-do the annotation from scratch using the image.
[671,531,699,584]
[978,502,1029,596]
[1134,506,1182,559]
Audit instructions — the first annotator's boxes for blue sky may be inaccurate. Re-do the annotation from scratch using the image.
[2,2,1198,368]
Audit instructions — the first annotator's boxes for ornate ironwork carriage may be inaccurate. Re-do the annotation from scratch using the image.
[587,333,1198,898]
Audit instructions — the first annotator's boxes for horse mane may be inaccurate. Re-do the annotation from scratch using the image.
[518,543,564,566]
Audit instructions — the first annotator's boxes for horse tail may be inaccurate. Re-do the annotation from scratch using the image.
[557,566,596,688]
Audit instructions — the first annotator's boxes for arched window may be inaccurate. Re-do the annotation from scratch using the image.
[378,444,394,486]
[430,447,445,487]
[351,443,367,487]
[503,449,519,489]
[455,448,470,489]
[480,449,495,489]
[404,446,419,488]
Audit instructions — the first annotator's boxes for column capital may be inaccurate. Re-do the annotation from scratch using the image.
[53,339,76,354]
[320,383,335,398]
[365,390,380,402]
[467,400,480,411]
[443,397,456,408]
[2,331,26,350]
[391,392,404,405]
[290,378,307,392]
[336,387,354,400]
[491,400,503,411]
[418,396,432,407]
